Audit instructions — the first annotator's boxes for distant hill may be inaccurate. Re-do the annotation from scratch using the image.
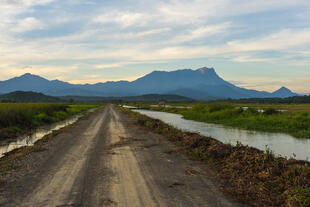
[61,94,193,103]
[0,67,300,100]
[271,87,299,98]
[229,95,310,104]
[0,91,62,103]
[0,91,192,103]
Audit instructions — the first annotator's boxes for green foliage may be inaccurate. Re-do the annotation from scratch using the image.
[264,145,275,161]
[230,95,310,104]
[152,103,310,139]
[66,104,97,114]
[33,113,49,125]
[0,91,62,103]
[263,108,278,115]
[190,148,207,160]
[245,107,259,115]
[236,141,243,147]
[0,103,97,140]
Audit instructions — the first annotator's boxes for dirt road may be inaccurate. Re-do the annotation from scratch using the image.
[0,105,246,207]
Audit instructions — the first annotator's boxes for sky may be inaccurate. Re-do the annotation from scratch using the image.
[0,0,310,93]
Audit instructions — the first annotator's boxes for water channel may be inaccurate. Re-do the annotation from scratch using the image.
[0,109,95,158]
[134,109,310,161]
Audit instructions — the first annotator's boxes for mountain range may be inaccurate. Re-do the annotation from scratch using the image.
[0,67,298,100]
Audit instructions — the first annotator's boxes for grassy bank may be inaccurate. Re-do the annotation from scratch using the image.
[0,106,101,177]
[121,107,310,207]
[144,103,310,139]
[0,103,98,140]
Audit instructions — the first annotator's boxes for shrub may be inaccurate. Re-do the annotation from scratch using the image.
[263,108,278,115]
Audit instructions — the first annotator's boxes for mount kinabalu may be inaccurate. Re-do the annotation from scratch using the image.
[0,68,298,100]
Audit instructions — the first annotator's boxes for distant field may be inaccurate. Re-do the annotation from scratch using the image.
[133,102,310,139]
[0,103,98,140]
[182,103,310,111]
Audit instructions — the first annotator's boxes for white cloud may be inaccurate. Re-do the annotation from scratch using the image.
[0,0,55,7]
[228,29,310,52]
[93,11,147,27]
[171,23,231,43]
[134,28,171,37]
[0,0,310,85]
[231,56,272,63]
[0,0,54,38]
[0,64,78,81]
[158,0,310,22]
[11,17,44,33]
[1,27,310,69]
[94,63,122,69]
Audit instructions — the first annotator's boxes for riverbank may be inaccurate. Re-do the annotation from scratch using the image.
[121,107,310,207]
[0,106,101,177]
[0,103,98,141]
[139,103,310,139]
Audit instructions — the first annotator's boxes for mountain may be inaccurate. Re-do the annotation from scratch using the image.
[0,91,62,102]
[0,68,299,100]
[271,87,298,98]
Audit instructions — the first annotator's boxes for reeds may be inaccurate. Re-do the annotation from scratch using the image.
[0,103,97,140]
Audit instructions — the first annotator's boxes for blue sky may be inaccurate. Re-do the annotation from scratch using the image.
[0,0,310,93]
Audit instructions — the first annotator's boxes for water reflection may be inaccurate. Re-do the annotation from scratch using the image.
[134,109,310,161]
[0,108,97,158]
[121,105,138,109]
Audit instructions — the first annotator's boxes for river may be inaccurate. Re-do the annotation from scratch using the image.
[133,109,310,161]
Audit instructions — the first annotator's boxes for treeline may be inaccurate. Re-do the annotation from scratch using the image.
[0,91,193,103]
[226,95,310,104]
[0,91,62,103]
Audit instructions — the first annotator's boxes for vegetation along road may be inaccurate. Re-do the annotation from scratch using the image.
[0,105,245,207]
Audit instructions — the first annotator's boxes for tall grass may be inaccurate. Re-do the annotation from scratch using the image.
[0,103,97,140]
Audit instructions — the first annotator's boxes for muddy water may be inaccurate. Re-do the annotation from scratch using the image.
[0,111,93,158]
[134,109,310,161]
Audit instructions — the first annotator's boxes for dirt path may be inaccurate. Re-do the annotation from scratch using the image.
[0,105,246,207]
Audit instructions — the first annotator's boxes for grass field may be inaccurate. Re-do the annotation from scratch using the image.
[0,103,98,140]
[134,102,310,139]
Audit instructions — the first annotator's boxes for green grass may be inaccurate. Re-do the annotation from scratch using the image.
[146,103,310,139]
[0,103,98,140]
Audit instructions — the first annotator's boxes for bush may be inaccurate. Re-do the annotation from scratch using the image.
[263,108,278,115]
